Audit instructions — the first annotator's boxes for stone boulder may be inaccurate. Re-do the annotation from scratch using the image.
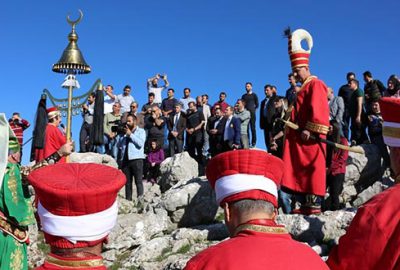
[69,152,118,168]
[341,144,382,203]
[277,209,356,248]
[159,152,198,192]
[161,177,218,227]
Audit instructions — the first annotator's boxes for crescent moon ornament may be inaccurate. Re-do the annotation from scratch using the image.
[66,9,83,29]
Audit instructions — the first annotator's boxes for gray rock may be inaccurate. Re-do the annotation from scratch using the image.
[352,181,388,207]
[159,152,198,192]
[69,152,118,168]
[105,207,173,251]
[129,236,171,263]
[277,210,356,243]
[161,177,218,227]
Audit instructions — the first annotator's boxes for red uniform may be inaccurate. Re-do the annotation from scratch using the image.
[282,77,330,196]
[35,253,106,269]
[185,219,328,270]
[327,184,400,270]
[35,124,66,163]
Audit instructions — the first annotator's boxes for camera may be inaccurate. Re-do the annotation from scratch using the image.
[110,120,126,134]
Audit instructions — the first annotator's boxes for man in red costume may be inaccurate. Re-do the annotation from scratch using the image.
[35,107,67,163]
[281,29,330,214]
[28,163,126,269]
[327,97,400,270]
[184,150,328,270]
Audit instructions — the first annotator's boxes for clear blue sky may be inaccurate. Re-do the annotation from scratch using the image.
[1,0,399,164]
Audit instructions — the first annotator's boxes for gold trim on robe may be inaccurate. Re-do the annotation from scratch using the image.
[305,121,329,135]
[234,224,288,236]
[46,254,105,268]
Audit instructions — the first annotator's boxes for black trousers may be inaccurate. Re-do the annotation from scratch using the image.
[263,128,270,152]
[248,110,257,146]
[350,117,368,145]
[147,163,161,181]
[168,137,183,156]
[79,122,92,152]
[327,173,345,211]
[122,159,144,201]
[342,109,350,141]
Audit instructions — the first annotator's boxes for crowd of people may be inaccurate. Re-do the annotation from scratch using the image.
[1,27,400,270]
[70,68,399,212]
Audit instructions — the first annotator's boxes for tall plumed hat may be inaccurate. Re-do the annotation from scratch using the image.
[285,28,313,69]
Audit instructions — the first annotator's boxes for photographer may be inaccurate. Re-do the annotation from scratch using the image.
[147,73,169,106]
[8,112,30,150]
[117,114,146,204]
[97,102,122,158]
[144,105,166,149]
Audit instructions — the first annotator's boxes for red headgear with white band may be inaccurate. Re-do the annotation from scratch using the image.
[287,28,313,69]
[379,97,400,147]
[28,163,126,248]
[46,107,61,120]
[206,150,284,207]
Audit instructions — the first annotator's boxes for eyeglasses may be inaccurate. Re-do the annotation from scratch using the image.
[131,105,137,108]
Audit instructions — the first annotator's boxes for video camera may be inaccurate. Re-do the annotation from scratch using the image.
[109,120,126,134]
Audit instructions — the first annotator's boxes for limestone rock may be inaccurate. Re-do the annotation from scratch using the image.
[69,152,118,168]
[159,152,198,192]
[161,177,218,227]
[352,180,390,207]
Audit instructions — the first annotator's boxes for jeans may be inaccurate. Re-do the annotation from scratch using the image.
[97,134,118,158]
[122,159,144,201]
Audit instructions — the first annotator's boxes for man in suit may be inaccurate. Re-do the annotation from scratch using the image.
[167,102,186,156]
[222,106,241,152]
[260,84,277,151]
[207,107,226,157]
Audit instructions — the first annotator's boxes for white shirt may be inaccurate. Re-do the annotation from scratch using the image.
[103,95,115,114]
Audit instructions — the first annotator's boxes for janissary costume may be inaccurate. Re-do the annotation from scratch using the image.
[327,97,400,270]
[184,150,328,270]
[28,163,125,269]
[281,29,330,211]
[35,107,66,163]
[0,114,35,270]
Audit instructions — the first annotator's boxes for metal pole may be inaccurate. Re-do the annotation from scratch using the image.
[66,84,74,162]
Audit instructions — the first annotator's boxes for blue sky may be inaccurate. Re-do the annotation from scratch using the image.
[1,1,399,164]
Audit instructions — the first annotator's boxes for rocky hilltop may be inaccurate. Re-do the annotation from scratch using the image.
[27,146,393,269]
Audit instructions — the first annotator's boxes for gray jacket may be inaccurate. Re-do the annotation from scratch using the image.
[234,109,251,135]
[329,96,344,125]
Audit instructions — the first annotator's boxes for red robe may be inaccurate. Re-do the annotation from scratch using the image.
[327,184,400,270]
[184,219,328,270]
[282,77,330,196]
[35,253,106,269]
[35,124,66,163]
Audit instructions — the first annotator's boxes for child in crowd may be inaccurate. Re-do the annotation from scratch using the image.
[146,140,165,184]
[326,122,348,211]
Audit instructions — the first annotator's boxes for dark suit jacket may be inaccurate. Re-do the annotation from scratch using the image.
[207,116,226,150]
[167,112,186,140]
[260,95,278,130]
[224,117,241,146]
